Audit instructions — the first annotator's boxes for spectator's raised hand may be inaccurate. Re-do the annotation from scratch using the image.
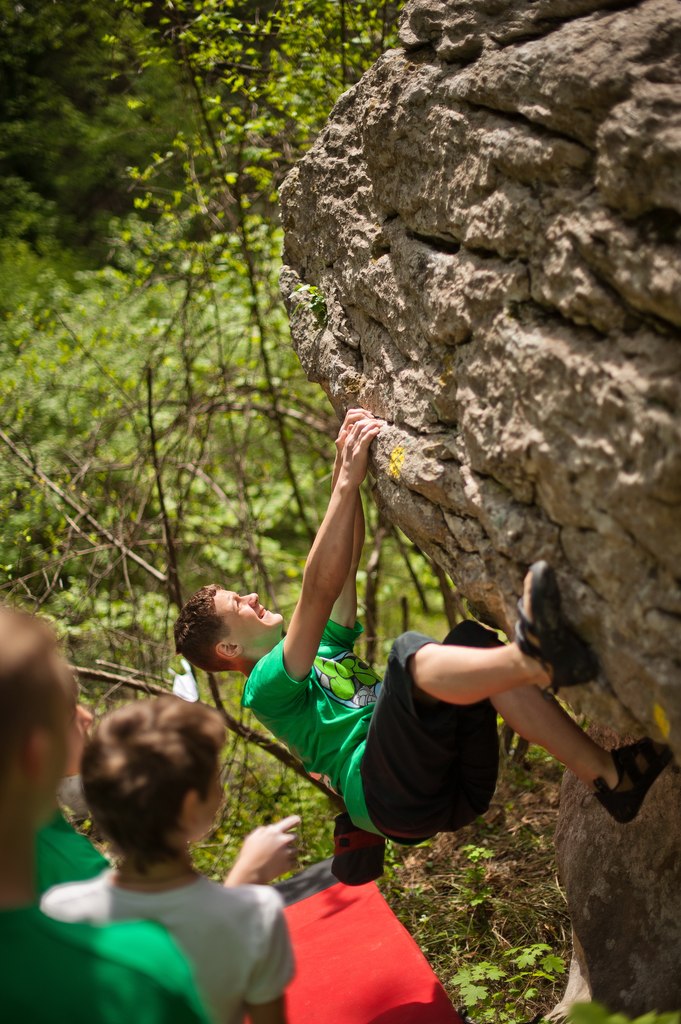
[224,815,301,887]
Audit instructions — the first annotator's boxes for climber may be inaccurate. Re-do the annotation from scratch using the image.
[174,409,672,881]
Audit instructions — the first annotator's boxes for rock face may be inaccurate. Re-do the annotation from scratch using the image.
[554,727,681,1015]
[280,0,681,755]
[280,0,681,1013]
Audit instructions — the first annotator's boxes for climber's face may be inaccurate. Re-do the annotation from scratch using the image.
[212,588,284,663]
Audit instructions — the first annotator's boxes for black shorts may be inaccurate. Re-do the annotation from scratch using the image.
[360,620,501,842]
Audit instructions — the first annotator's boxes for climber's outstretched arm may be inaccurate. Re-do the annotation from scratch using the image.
[282,410,382,681]
[330,411,367,628]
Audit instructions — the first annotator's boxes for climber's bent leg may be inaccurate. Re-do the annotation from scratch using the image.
[409,632,549,704]
[491,686,618,789]
[411,563,599,702]
[492,689,672,821]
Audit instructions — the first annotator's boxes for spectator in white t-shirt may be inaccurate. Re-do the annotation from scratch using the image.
[42,696,296,1024]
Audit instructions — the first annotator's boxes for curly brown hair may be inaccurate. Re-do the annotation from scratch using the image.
[173,583,228,672]
[82,696,226,871]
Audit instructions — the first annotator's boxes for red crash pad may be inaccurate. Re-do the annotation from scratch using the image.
[284,880,463,1024]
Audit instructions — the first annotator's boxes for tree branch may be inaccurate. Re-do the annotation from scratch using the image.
[0,428,167,584]
[390,526,431,614]
[146,365,183,607]
[72,664,342,807]
[432,561,466,629]
[364,522,388,667]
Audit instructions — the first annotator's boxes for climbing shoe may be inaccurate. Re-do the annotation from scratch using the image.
[515,561,598,693]
[594,738,673,823]
[331,812,386,886]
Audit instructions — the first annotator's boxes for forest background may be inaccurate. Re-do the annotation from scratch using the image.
[1,4,666,1022]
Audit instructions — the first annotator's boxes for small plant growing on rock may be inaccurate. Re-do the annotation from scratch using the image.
[292,282,328,327]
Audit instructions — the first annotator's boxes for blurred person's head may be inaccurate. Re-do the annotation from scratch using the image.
[83,696,225,872]
[0,605,72,831]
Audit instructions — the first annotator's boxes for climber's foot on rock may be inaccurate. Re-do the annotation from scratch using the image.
[515,561,598,694]
[594,739,673,823]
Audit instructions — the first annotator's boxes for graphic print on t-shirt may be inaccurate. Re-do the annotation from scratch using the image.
[313,650,382,708]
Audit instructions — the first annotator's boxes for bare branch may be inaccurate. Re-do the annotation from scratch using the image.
[146,365,183,607]
[71,664,169,697]
[0,428,167,584]
[72,663,342,807]
[390,526,431,614]
[432,561,466,629]
[95,659,168,684]
[364,522,388,666]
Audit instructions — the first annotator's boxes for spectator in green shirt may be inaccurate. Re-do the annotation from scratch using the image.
[0,602,212,1024]
[36,682,108,895]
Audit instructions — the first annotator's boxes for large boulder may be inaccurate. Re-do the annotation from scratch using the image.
[280,0,681,755]
[279,0,681,1012]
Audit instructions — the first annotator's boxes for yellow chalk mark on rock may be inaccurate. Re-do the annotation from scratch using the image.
[653,702,671,740]
[389,446,405,480]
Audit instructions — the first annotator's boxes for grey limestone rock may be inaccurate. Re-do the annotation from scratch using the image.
[280,4,681,1007]
[281,0,681,751]
[554,727,681,1015]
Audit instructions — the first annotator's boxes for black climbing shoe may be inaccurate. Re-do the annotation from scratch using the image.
[515,561,598,693]
[331,812,386,886]
[594,738,673,823]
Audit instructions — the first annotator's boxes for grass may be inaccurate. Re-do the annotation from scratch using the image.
[78,681,572,1024]
[73,733,679,1024]
[379,745,570,1023]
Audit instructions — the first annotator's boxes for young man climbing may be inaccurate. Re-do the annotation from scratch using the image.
[175,409,671,881]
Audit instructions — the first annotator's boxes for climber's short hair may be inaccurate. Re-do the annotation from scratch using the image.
[0,604,72,779]
[82,695,225,871]
[174,583,228,672]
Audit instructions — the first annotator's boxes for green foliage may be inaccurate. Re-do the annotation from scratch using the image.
[192,732,333,882]
[460,843,495,907]
[0,0,404,676]
[0,0,428,896]
[292,283,328,327]
[0,250,323,660]
[0,0,183,256]
[451,944,565,1022]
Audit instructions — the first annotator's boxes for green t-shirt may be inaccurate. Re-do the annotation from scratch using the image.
[242,619,382,833]
[2,905,211,1023]
[36,809,109,895]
